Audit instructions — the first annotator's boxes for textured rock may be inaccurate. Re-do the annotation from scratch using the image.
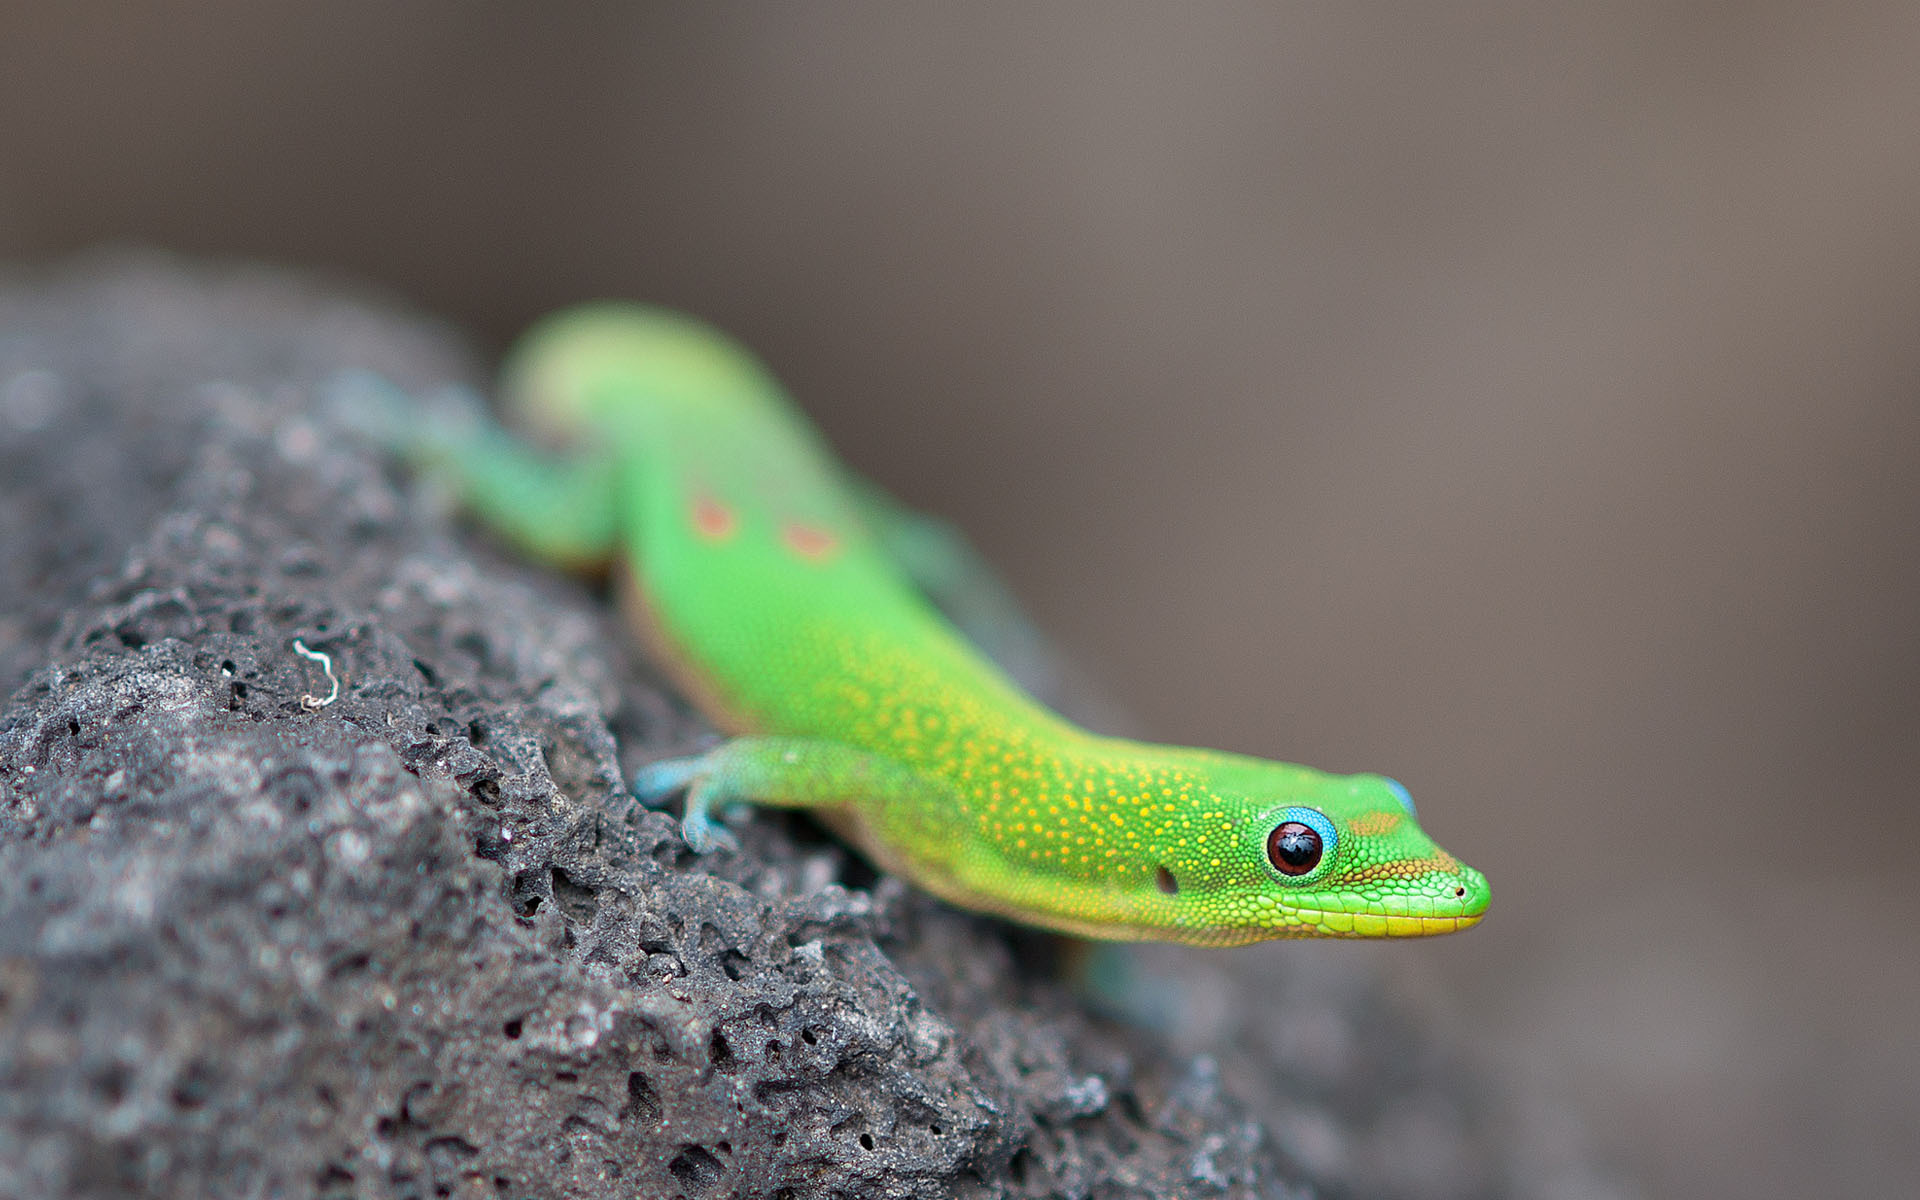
[0,255,1545,1199]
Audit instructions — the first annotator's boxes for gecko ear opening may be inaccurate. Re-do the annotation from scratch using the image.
[1154,865,1179,895]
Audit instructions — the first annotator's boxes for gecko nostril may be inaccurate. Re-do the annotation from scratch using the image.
[1454,886,1465,897]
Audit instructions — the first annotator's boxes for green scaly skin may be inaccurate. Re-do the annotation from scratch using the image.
[379,303,1490,946]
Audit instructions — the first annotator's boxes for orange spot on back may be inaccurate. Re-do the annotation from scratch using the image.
[782,521,840,562]
[691,493,737,541]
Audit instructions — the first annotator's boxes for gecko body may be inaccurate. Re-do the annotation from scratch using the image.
[381,304,1489,945]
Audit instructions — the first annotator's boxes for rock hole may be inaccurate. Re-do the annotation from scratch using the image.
[708,1029,735,1071]
[667,1145,725,1194]
[625,1072,662,1123]
[94,1064,132,1104]
[1008,1148,1032,1185]
[315,1163,355,1191]
[753,1079,799,1103]
[501,1019,523,1040]
[327,951,370,977]
[424,1136,478,1162]
[551,867,599,923]
[859,1133,875,1151]
[453,630,490,664]
[170,1060,216,1109]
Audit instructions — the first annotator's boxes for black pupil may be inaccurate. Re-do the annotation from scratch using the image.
[1267,821,1323,875]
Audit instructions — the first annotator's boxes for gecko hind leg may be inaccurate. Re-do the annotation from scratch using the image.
[324,369,619,571]
[849,478,1063,701]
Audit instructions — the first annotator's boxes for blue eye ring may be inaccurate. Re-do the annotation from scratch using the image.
[1264,807,1339,880]
[1382,777,1416,817]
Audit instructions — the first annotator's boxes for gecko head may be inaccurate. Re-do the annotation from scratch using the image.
[1157,772,1490,945]
[501,302,782,442]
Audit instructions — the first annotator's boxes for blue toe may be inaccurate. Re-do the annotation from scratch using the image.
[680,810,739,854]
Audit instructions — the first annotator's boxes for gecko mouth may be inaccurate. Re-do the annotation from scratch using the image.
[1318,910,1485,937]
[1266,867,1491,938]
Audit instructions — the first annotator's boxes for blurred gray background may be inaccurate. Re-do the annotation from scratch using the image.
[2,6,1915,1197]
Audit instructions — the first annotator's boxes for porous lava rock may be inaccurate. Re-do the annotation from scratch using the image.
[0,255,1537,1199]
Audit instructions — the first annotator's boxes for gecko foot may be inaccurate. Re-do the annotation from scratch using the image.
[323,369,418,450]
[633,755,742,853]
[1069,943,1189,1033]
[677,800,741,854]
[324,370,487,460]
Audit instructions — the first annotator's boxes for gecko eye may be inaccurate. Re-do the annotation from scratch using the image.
[1267,823,1321,875]
[1264,807,1338,879]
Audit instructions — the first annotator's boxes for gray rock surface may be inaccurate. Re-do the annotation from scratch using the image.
[0,256,1539,1199]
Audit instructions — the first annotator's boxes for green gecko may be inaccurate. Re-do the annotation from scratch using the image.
[353,303,1489,945]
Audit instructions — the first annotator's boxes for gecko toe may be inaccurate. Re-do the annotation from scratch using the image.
[679,810,740,854]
